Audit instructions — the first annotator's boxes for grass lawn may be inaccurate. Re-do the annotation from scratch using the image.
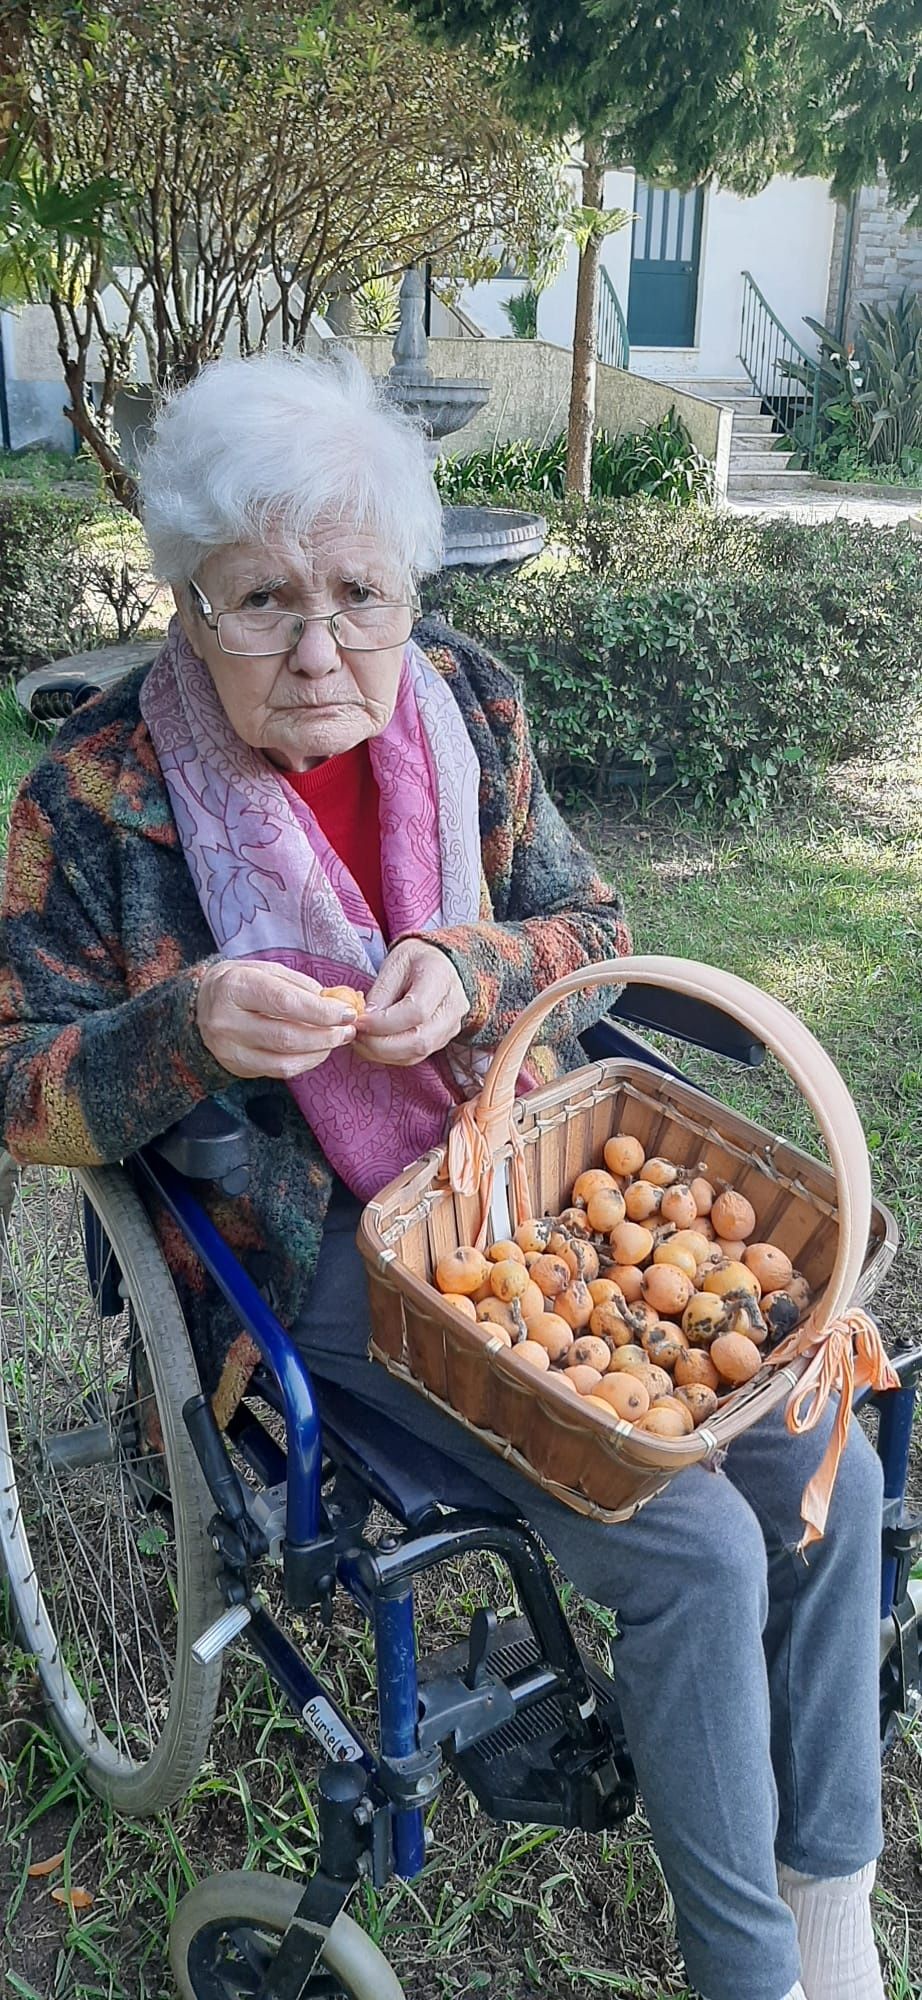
[1,699,920,1999]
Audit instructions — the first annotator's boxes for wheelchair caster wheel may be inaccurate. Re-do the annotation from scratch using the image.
[169,1870,406,2000]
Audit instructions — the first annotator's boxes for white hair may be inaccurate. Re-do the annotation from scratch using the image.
[138,347,443,587]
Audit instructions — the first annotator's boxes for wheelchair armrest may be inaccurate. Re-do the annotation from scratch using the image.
[607,983,765,1068]
[147,1099,251,1196]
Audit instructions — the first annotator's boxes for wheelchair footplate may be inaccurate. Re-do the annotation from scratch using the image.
[418,1614,634,1831]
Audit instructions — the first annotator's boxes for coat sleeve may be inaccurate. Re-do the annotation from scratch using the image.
[0,770,228,1166]
[425,676,632,1050]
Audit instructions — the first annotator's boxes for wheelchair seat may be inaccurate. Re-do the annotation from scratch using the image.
[310,1377,521,1529]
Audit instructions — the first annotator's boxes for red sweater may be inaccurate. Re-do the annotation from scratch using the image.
[281,743,387,935]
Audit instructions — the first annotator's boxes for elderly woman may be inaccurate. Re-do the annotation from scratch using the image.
[0,353,885,2000]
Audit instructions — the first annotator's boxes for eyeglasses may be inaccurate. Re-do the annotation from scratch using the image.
[188,580,419,657]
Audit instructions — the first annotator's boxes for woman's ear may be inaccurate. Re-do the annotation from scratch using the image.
[172,584,196,648]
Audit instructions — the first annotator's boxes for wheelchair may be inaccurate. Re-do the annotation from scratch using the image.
[2,990,921,2000]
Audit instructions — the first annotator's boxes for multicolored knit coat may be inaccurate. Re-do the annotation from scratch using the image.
[0,620,630,1420]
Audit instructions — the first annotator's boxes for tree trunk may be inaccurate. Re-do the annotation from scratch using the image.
[566,139,605,501]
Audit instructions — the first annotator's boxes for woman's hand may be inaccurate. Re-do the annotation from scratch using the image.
[196,961,359,1080]
[356,940,468,1067]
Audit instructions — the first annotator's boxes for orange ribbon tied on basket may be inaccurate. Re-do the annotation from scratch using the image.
[768,1308,899,1550]
[446,1097,531,1250]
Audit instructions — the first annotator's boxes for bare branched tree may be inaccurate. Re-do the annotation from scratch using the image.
[6,0,565,504]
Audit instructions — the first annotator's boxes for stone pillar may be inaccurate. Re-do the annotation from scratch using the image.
[826,177,922,342]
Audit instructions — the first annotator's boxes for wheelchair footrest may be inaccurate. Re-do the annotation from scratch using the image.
[419,1618,634,1831]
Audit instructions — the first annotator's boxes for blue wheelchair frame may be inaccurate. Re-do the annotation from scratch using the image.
[132,1003,922,2000]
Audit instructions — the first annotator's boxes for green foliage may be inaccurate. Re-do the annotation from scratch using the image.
[790,292,922,472]
[501,287,539,338]
[8,0,568,499]
[0,447,103,488]
[0,488,94,668]
[401,0,922,215]
[431,506,922,819]
[0,485,158,668]
[351,274,402,335]
[435,413,713,505]
[0,119,118,304]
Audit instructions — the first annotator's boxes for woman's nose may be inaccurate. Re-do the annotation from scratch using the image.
[287,615,340,676]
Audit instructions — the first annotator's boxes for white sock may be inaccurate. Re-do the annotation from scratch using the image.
[777,1861,884,2000]
[780,1986,808,2000]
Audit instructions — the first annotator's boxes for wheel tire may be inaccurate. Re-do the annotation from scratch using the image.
[169,1871,407,2000]
[0,1161,223,1811]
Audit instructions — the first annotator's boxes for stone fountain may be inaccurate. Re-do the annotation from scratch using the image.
[383,266,547,577]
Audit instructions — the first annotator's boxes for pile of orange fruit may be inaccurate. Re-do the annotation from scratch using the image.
[433,1134,812,1437]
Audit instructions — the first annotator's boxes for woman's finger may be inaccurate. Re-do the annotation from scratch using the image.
[210,962,358,1028]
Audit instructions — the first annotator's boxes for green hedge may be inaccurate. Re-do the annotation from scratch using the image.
[0,487,96,669]
[0,484,157,671]
[432,504,922,819]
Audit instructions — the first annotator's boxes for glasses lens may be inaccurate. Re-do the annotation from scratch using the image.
[216,611,303,656]
[332,604,415,650]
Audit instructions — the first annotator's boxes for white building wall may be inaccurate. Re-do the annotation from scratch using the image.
[631,175,836,380]
[461,170,837,383]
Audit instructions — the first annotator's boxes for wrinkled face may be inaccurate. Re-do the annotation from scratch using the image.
[175,521,412,772]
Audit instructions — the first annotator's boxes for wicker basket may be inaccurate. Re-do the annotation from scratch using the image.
[358,957,898,1525]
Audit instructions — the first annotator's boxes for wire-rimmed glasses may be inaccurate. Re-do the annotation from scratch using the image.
[188,580,419,657]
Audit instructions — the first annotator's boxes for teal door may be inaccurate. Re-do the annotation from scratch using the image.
[627,182,704,348]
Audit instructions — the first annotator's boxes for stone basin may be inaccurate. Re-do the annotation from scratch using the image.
[442,505,547,572]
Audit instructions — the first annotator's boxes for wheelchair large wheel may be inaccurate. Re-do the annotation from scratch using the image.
[170,1872,406,2000]
[0,1158,223,1811]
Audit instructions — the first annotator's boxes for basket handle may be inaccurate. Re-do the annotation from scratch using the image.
[466,954,871,1333]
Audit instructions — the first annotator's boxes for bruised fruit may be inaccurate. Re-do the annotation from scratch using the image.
[487,1239,526,1266]
[435,1247,490,1296]
[572,1168,618,1205]
[590,1299,638,1346]
[610,1264,645,1302]
[682,1292,727,1344]
[586,1187,627,1232]
[635,1405,690,1438]
[675,1383,719,1425]
[689,1176,715,1215]
[642,1157,679,1188]
[529,1255,573,1300]
[489,1258,529,1303]
[710,1190,757,1241]
[660,1184,698,1229]
[624,1180,662,1221]
[595,1373,650,1420]
[568,1335,612,1373]
[674,1348,720,1392]
[702,1259,761,1301]
[555,1281,594,1331]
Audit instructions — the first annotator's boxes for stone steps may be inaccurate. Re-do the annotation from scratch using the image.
[665,376,808,499]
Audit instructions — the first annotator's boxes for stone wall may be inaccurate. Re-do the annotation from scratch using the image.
[346,335,728,480]
[826,180,922,339]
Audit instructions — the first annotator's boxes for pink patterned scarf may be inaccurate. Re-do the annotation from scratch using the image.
[141,616,489,1197]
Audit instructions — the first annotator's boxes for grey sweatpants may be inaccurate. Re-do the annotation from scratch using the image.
[292,1189,885,2000]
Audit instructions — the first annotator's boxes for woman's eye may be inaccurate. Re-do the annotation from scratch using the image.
[245,590,275,611]
[345,582,374,606]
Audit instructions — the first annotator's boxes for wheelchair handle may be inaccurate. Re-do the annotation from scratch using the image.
[460,954,872,1341]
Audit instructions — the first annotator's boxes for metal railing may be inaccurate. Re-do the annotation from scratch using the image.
[739,271,821,464]
[597,268,630,371]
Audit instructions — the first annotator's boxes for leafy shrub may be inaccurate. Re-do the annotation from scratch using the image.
[501,287,539,338]
[0,445,102,487]
[787,291,922,471]
[0,487,94,669]
[435,412,713,507]
[0,484,159,669]
[433,511,922,819]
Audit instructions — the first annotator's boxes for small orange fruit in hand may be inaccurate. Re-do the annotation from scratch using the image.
[321,985,366,1015]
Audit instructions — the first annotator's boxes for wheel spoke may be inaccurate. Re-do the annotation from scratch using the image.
[0,1164,192,1781]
